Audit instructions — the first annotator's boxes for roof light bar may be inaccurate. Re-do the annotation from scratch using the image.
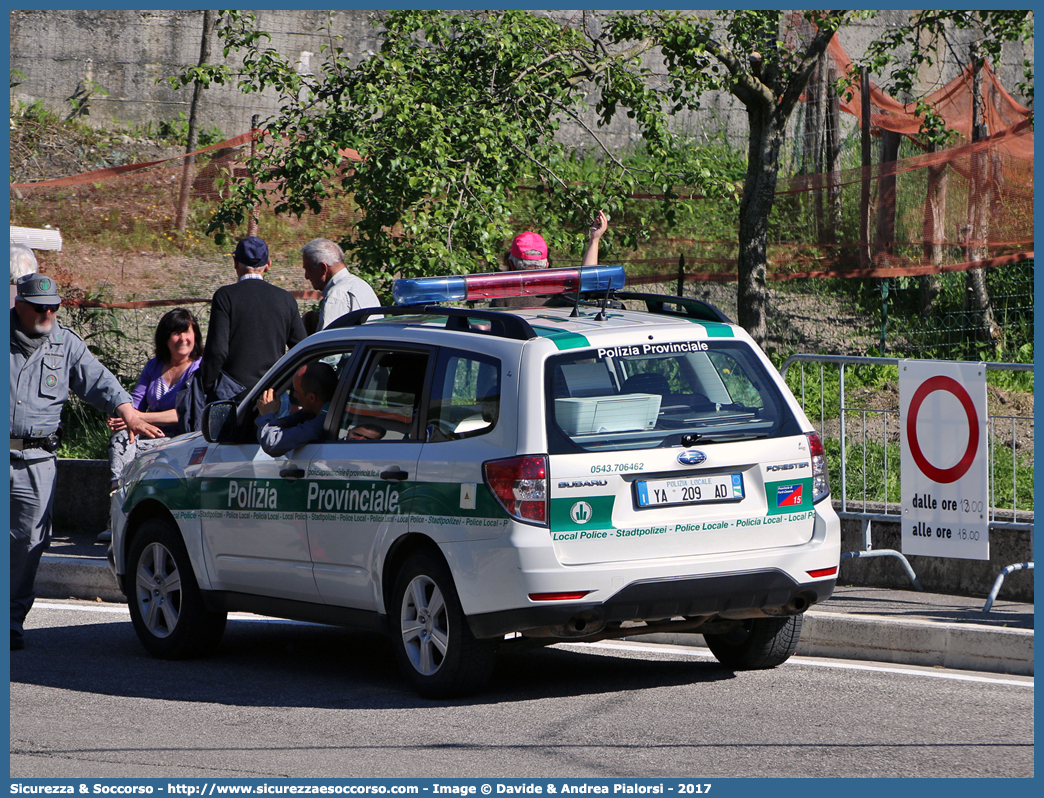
[393,265,626,306]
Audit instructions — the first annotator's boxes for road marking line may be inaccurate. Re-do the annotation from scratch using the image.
[35,602,129,614]
[34,601,314,624]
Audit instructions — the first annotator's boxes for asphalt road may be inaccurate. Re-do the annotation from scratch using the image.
[10,600,1034,779]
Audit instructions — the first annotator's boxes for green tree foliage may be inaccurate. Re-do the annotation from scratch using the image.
[173,10,1031,343]
[173,10,734,291]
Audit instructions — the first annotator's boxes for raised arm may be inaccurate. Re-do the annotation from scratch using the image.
[581,210,609,267]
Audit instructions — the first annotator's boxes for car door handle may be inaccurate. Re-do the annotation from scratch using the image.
[280,468,306,480]
[380,468,409,481]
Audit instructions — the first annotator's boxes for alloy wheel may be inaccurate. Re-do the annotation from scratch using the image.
[135,541,182,639]
[400,574,449,675]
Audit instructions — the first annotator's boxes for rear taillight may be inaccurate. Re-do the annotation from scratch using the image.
[483,455,548,525]
[529,591,593,602]
[807,566,838,579]
[806,432,830,503]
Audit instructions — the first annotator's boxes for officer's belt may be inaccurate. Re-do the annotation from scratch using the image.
[10,433,60,452]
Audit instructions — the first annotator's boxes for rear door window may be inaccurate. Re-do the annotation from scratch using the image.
[425,350,501,442]
[338,347,432,442]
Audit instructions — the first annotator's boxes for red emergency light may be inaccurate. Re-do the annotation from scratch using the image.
[393,265,626,306]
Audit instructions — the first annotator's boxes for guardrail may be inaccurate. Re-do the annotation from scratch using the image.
[780,354,1033,608]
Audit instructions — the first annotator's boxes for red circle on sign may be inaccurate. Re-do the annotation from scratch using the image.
[905,375,979,484]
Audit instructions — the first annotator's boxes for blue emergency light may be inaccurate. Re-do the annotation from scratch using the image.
[392,265,627,306]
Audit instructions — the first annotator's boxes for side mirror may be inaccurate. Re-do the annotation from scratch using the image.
[201,400,237,443]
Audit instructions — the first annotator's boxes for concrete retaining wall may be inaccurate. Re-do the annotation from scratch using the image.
[54,459,1033,601]
[36,555,124,604]
[837,515,1033,602]
[54,459,111,535]
[11,10,1032,151]
[9,9,739,152]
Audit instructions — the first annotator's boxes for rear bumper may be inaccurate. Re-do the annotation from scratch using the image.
[467,568,835,639]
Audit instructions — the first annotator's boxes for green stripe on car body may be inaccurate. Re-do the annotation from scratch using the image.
[125,476,508,519]
[532,326,591,350]
[402,480,508,519]
[677,320,734,337]
[123,477,197,513]
[700,322,734,337]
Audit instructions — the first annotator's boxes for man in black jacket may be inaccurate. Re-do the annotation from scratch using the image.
[201,236,306,403]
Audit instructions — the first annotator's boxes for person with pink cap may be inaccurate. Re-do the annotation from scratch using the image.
[493,210,609,308]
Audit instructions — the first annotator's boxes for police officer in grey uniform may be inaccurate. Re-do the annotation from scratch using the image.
[10,273,163,650]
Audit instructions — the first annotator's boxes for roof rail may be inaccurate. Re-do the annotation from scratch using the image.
[325,305,537,341]
[612,291,732,323]
[544,293,627,311]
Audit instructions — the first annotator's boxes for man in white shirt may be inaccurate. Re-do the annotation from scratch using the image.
[10,243,39,309]
[301,238,381,330]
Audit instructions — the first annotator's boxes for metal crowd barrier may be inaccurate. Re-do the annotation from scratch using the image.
[780,354,1033,610]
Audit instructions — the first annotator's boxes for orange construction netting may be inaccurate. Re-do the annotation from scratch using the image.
[11,36,1033,289]
[826,35,1032,160]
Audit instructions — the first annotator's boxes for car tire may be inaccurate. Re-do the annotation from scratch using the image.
[125,516,227,660]
[391,550,497,699]
[704,614,803,670]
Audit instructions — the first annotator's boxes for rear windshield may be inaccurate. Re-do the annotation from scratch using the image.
[545,341,801,453]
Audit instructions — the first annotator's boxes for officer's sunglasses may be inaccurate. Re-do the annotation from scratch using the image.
[24,300,60,314]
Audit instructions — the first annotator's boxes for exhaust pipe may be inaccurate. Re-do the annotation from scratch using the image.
[745,592,815,618]
[788,595,810,613]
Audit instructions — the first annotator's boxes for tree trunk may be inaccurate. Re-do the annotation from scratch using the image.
[875,129,901,262]
[823,66,841,246]
[246,114,260,237]
[965,43,1001,348]
[799,58,824,241]
[737,107,784,348]
[921,141,945,314]
[811,57,825,241]
[859,69,872,270]
[175,10,215,233]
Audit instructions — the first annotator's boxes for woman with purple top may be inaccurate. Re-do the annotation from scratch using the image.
[99,308,202,541]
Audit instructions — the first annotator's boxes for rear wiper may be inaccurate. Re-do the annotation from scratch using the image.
[664,431,768,447]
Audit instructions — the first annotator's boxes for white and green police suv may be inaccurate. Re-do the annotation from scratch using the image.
[111,265,840,698]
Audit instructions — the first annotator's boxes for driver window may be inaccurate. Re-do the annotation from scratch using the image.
[252,346,355,421]
[339,349,429,441]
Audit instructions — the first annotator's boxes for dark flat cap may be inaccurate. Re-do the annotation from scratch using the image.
[16,273,61,305]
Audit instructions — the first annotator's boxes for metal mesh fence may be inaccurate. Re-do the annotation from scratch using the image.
[12,105,1032,369]
[879,260,1034,359]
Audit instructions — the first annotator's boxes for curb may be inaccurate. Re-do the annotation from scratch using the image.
[37,554,1034,677]
[37,555,124,604]
[798,610,1034,676]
